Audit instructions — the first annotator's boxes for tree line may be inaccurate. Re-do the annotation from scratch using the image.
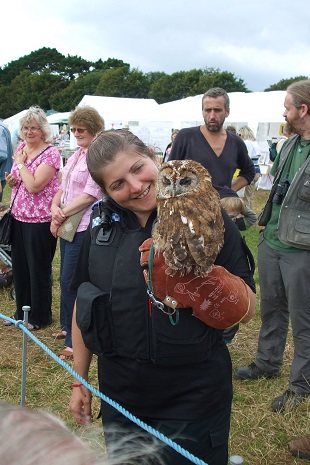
[0,47,308,119]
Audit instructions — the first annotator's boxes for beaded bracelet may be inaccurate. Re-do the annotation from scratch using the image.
[70,383,86,397]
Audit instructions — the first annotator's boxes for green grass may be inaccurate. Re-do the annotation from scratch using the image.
[0,185,308,465]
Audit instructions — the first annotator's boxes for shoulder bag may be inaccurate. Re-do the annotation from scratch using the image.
[57,205,85,242]
[0,199,17,246]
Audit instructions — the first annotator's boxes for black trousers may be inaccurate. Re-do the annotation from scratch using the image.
[11,218,57,327]
[101,401,231,465]
[0,180,6,202]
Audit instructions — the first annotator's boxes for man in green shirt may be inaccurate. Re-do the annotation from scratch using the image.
[234,80,310,413]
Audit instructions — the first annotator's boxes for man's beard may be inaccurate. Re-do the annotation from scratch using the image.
[205,120,224,132]
[285,121,297,136]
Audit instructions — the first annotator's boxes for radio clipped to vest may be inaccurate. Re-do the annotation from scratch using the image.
[91,201,119,245]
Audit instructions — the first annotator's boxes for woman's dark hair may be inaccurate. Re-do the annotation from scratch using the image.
[87,129,155,190]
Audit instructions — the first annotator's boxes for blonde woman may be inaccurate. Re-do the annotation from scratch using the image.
[3,106,60,330]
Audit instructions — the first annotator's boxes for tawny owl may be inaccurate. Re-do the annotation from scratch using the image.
[153,159,224,277]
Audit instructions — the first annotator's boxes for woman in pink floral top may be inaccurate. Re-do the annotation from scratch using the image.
[3,106,60,330]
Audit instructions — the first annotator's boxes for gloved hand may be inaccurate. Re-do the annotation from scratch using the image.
[139,238,250,330]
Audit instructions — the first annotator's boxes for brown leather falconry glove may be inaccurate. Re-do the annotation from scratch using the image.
[139,238,250,330]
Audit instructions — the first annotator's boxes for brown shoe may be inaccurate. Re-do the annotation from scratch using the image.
[52,329,67,339]
[288,437,310,460]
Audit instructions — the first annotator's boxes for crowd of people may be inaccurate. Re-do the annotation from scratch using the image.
[0,80,309,463]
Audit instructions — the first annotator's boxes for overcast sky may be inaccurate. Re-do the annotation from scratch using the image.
[2,0,309,92]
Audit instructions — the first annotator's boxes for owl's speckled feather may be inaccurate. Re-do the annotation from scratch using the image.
[153,159,224,276]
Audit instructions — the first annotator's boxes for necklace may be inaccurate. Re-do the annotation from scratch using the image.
[297,137,310,153]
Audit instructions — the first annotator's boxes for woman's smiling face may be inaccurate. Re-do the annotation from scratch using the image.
[101,150,159,226]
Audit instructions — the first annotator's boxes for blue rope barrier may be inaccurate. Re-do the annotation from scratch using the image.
[0,313,208,465]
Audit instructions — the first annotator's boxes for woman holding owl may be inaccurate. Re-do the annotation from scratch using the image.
[69,129,256,465]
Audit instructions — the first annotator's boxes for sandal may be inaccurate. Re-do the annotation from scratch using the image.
[59,347,73,360]
[52,329,67,339]
[27,323,42,331]
[3,316,16,326]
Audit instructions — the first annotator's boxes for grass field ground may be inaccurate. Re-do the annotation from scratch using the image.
[0,186,308,465]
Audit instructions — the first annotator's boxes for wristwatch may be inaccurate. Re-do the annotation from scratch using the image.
[17,163,24,171]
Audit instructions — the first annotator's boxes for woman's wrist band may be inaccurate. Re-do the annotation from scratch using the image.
[70,383,86,396]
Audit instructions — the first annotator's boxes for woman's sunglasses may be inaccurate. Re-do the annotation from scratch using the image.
[70,127,87,134]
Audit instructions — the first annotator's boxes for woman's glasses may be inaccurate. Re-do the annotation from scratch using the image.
[70,127,87,134]
[22,126,41,133]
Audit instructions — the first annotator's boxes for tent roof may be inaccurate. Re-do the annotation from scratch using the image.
[78,95,162,122]
[158,95,203,123]
[45,109,58,116]
[2,110,28,133]
[3,109,28,123]
[157,91,287,126]
[226,91,286,124]
[46,112,70,125]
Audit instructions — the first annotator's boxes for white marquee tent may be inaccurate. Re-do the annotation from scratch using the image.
[46,112,70,125]
[158,91,287,144]
[2,91,288,184]
[76,95,174,152]
[158,91,286,123]
[76,92,287,154]
[2,109,28,135]
[227,91,286,124]
[159,95,204,128]
[78,95,160,123]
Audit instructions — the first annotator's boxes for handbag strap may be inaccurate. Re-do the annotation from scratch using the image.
[63,157,76,200]
[10,145,51,209]
[62,149,84,204]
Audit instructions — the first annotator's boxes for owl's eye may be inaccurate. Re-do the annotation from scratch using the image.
[179,177,191,186]
[163,176,171,186]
